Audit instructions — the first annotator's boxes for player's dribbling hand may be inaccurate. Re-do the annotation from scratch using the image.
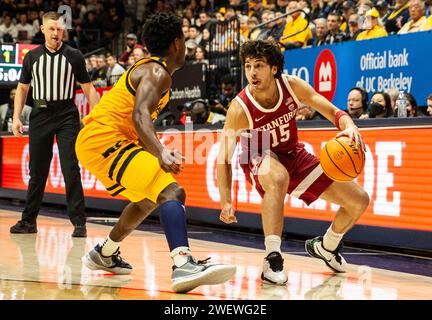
[12,118,23,137]
[219,203,238,224]
[336,126,365,152]
[159,148,184,174]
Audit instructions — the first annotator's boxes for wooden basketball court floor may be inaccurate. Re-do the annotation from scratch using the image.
[1,209,431,300]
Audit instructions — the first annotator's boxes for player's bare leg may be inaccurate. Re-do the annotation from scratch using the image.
[306,181,370,272]
[109,199,157,242]
[257,154,289,285]
[258,155,289,238]
[321,181,370,234]
[82,198,157,275]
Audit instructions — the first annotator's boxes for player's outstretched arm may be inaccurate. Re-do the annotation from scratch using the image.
[287,75,365,150]
[132,63,182,174]
[217,100,248,224]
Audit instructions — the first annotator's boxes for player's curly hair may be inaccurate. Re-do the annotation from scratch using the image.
[142,12,183,56]
[240,40,285,79]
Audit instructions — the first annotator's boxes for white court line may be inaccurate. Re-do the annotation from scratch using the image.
[87,217,119,222]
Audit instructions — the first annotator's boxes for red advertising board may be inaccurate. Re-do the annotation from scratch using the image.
[75,86,111,117]
[1,126,431,232]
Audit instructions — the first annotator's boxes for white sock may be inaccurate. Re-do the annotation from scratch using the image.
[170,246,192,267]
[323,226,344,252]
[100,236,121,257]
[264,235,282,256]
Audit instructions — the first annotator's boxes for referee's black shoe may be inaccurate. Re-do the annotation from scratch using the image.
[72,225,87,238]
[10,220,37,234]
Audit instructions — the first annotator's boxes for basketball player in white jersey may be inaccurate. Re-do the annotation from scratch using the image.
[217,40,369,285]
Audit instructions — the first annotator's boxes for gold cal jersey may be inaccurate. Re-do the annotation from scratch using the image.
[82,57,170,140]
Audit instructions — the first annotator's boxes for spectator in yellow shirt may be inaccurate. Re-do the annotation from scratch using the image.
[398,0,427,33]
[421,14,432,30]
[357,8,388,40]
[280,0,312,49]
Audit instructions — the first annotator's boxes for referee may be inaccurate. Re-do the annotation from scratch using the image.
[10,12,99,237]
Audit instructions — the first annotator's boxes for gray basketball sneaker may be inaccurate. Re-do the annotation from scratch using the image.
[305,236,347,273]
[82,244,132,275]
[171,256,237,293]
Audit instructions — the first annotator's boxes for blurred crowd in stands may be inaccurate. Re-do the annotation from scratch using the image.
[0,0,431,127]
[0,0,127,51]
[84,32,151,87]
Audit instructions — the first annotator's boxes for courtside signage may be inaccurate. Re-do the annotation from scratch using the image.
[313,49,337,102]
[2,127,431,232]
[284,31,432,108]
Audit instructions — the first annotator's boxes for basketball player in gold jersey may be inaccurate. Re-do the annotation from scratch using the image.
[75,13,236,293]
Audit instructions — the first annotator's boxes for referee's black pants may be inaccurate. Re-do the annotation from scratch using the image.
[21,100,86,226]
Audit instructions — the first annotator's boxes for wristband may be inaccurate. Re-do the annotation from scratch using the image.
[335,110,349,130]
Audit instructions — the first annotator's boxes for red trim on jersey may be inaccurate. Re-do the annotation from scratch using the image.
[300,172,333,205]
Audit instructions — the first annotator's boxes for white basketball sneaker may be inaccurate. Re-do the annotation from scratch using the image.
[261,252,288,285]
[305,236,347,273]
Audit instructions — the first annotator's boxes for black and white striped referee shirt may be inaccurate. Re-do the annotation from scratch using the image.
[19,43,91,101]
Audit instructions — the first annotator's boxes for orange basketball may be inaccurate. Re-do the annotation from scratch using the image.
[320,136,365,182]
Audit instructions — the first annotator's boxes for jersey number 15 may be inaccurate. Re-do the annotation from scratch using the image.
[269,123,290,148]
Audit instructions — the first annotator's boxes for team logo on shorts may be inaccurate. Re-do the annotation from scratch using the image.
[314,49,337,102]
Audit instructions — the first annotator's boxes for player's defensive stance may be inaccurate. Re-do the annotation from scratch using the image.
[76,13,236,293]
[217,40,369,285]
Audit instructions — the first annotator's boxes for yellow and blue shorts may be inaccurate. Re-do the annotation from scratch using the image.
[75,120,176,203]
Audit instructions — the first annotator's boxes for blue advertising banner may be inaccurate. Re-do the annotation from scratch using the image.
[283,31,432,109]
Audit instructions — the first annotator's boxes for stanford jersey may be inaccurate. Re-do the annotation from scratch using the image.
[236,75,300,155]
[236,75,333,205]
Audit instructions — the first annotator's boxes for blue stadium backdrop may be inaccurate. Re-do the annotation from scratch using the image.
[283,30,432,109]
